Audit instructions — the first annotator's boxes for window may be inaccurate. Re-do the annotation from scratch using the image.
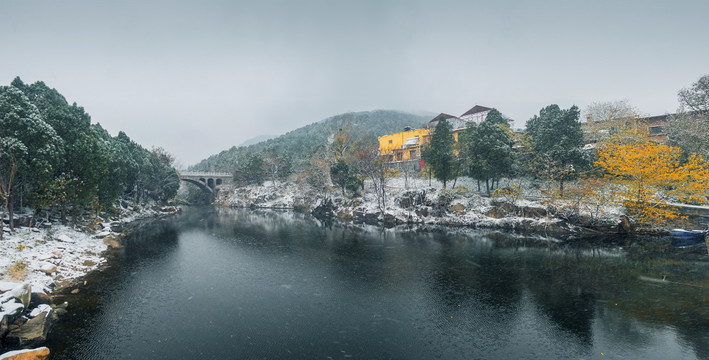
[410,150,417,158]
[648,126,665,135]
[388,140,393,144]
[396,152,403,160]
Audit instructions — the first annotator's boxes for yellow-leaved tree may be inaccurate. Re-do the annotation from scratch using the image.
[595,142,709,227]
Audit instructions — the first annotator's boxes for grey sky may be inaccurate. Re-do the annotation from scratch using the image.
[2,0,708,166]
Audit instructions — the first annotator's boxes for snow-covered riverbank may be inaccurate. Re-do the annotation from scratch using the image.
[0,204,180,354]
[216,176,625,236]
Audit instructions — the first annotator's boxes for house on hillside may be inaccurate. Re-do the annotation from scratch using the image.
[377,126,429,163]
[378,105,509,170]
[427,112,465,130]
[378,105,508,169]
[583,112,675,147]
[459,105,493,125]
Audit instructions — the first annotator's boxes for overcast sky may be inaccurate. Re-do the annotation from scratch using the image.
[2,0,708,166]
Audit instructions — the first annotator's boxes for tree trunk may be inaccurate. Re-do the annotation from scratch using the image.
[0,197,7,240]
[485,179,490,196]
[8,193,14,231]
[61,204,67,225]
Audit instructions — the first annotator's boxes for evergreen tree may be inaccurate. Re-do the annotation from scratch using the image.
[0,85,64,225]
[421,119,456,188]
[459,109,514,195]
[525,104,585,193]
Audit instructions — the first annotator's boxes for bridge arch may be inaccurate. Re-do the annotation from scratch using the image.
[179,172,232,196]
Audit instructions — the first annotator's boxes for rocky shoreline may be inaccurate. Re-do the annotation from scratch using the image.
[0,205,181,358]
[215,178,638,239]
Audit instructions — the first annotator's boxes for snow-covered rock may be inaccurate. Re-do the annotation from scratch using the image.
[37,263,56,275]
[54,234,74,243]
[28,304,52,318]
[0,347,50,360]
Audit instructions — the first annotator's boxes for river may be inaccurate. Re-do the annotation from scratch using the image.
[45,207,709,359]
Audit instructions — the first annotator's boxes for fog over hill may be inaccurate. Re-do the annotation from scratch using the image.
[189,110,430,173]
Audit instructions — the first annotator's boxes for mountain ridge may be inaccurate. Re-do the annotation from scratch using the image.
[189,109,430,172]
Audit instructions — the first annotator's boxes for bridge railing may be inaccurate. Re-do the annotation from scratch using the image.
[180,172,232,177]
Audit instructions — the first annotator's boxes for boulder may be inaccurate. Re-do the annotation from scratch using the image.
[28,293,51,309]
[485,207,507,219]
[3,284,31,310]
[102,235,124,249]
[618,215,634,233]
[522,206,547,218]
[37,263,56,275]
[0,301,24,319]
[382,213,398,226]
[109,222,123,233]
[28,305,52,318]
[415,207,429,217]
[450,203,466,214]
[0,314,9,339]
[4,309,58,348]
[0,346,50,360]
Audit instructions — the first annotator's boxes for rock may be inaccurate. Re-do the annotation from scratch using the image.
[1,299,25,321]
[0,347,50,360]
[102,235,124,249]
[38,263,56,275]
[450,203,466,214]
[0,314,9,339]
[3,284,31,310]
[311,200,335,220]
[4,308,58,347]
[415,207,429,217]
[109,222,123,232]
[618,215,634,233]
[382,213,397,225]
[485,207,507,219]
[70,289,79,295]
[28,305,52,318]
[29,293,51,309]
[53,234,74,243]
[498,201,519,214]
[51,251,62,259]
[522,206,547,218]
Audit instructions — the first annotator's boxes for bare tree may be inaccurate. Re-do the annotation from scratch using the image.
[352,145,391,214]
[667,75,709,158]
[583,100,643,145]
[678,74,709,114]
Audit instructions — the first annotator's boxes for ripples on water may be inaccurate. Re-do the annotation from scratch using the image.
[45,208,709,359]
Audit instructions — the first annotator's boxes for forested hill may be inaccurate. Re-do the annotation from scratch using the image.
[189,110,431,172]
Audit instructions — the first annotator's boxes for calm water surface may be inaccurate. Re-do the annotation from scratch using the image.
[46,208,709,359]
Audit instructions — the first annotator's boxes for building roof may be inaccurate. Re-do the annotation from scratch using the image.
[428,113,460,124]
[460,105,492,117]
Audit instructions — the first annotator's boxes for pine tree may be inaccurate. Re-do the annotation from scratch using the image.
[422,119,457,188]
[525,104,585,193]
[459,109,514,195]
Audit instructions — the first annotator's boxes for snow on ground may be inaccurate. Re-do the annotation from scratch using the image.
[0,203,179,295]
[217,176,623,231]
[0,226,107,294]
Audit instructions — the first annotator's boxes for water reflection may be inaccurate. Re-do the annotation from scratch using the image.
[45,208,708,360]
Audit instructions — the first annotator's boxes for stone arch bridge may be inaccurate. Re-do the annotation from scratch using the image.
[179,172,232,195]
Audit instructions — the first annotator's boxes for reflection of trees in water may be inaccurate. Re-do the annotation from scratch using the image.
[171,208,709,358]
[123,218,180,262]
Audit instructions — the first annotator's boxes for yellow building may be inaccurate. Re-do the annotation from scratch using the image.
[378,127,429,162]
[378,106,501,167]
